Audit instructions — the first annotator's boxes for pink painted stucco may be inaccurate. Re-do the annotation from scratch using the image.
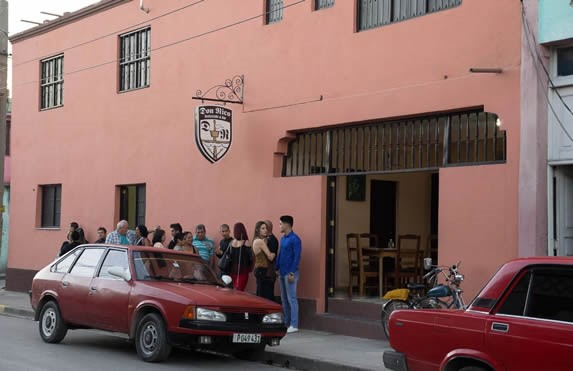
[8,0,524,307]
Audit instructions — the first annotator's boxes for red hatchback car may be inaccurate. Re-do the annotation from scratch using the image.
[383,257,573,371]
[30,244,287,362]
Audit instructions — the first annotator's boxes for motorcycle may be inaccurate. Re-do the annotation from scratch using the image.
[381,258,466,339]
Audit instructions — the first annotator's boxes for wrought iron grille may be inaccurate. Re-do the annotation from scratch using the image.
[282,111,506,177]
[316,0,335,10]
[358,0,461,31]
[119,27,151,92]
[267,0,284,24]
[40,54,64,109]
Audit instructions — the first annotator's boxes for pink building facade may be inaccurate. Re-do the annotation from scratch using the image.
[7,0,533,337]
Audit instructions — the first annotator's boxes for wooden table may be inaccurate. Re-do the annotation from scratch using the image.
[361,247,398,297]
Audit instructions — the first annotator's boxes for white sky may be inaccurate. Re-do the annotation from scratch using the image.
[8,0,98,93]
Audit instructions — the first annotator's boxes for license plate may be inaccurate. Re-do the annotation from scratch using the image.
[232,333,261,343]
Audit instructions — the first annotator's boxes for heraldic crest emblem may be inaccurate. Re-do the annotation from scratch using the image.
[195,105,232,163]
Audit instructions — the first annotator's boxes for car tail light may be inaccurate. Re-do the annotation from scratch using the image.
[183,306,196,320]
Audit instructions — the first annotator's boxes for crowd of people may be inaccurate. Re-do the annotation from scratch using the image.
[58,216,302,333]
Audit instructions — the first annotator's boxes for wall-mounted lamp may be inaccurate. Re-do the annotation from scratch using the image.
[139,0,150,13]
[496,118,502,127]
[469,68,503,74]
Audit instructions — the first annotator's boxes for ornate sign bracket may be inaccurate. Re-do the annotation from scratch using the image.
[192,75,244,105]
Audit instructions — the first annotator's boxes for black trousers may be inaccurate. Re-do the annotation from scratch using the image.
[255,267,275,302]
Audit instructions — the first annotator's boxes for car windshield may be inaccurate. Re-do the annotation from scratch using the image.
[133,251,221,286]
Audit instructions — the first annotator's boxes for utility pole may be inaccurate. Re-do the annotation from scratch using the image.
[0,0,8,275]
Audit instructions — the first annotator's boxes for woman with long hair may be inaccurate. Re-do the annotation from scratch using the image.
[252,221,276,301]
[228,222,253,291]
[152,228,166,248]
[135,225,152,246]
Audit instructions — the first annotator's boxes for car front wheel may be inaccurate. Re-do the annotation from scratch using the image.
[39,301,68,343]
[135,313,172,362]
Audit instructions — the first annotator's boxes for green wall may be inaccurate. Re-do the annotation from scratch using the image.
[539,0,573,44]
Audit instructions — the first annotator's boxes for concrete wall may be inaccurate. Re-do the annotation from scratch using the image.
[539,0,573,44]
[9,0,522,307]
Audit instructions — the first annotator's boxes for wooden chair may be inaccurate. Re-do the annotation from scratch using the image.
[384,234,422,289]
[346,233,379,297]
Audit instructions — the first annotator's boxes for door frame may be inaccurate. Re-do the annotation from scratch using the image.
[548,163,573,256]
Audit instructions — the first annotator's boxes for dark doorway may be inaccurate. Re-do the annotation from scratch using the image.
[325,176,337,300]
[370,180,397,248]
[119,184,146,229]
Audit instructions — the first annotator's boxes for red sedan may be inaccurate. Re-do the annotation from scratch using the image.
[383,257,573,371]
[30,245,286,362]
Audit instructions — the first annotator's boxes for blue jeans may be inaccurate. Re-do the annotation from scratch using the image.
[279,272,299,328]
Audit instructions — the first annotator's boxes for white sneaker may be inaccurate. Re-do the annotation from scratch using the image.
[287,326,299,333]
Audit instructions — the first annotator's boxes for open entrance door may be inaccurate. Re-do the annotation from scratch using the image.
[555,166,573,256]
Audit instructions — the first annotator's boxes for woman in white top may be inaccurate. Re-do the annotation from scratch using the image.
[152,228,166,248]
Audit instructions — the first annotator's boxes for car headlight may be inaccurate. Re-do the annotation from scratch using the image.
[262,312,284,324]
[196,307,226,322]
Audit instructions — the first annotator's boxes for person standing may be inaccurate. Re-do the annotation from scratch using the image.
[135,225,152,246]
[276,215,301,333]
[192,224,215,263]
[59,231,82,256]
[252,221,276,301]
[94,227,107,244]
[215,224,234,275]
[264,219,279,300]
[168,223,183,249]
[105,220,136,245]
[152,228,167,248]
[182,231,199,254]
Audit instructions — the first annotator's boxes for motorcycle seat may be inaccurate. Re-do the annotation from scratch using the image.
[406,283,426,290]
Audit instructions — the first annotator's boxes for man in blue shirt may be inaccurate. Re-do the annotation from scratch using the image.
[276,215,301,333]
[192,224,215,263]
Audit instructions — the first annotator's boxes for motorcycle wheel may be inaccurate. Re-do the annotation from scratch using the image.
[381,300,410,339]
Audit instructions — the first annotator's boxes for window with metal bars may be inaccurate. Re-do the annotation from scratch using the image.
[282,111,506,177]
[267,0,284,24]
[316,0,335,10]
[119,27,151,92]
[358,0,461,31]
[40,184,61,228]
[40,55,64,109]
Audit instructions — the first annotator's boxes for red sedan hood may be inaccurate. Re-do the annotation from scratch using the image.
[147,282,282,310]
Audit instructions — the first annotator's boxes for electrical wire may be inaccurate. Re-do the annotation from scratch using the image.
[11,0,307,88]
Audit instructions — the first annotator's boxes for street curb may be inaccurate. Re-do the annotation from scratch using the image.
[261,350,378,371]
[0,304,35,320]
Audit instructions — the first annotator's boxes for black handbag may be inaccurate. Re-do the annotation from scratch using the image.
[218,242,232,273]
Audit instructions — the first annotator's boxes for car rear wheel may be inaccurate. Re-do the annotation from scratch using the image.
[39,301,68,344]
[381,300,410,339]
[135,313,172,362]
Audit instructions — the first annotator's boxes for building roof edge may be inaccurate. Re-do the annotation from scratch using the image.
[9,0,131,44]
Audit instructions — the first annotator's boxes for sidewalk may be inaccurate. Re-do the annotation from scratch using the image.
[0,279,389,370]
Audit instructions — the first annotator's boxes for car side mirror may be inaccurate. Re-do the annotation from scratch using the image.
[108,266,131,281]
[423,258,433,270]
[221,275,233,287]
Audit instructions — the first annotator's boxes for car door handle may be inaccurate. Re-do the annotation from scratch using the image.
[491,322,509,333]
[62,281,69,287]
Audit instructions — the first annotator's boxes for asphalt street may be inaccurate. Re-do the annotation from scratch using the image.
[0,315,281,371]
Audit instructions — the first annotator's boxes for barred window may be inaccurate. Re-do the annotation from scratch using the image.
[316,0,334,10]
[40,184,61,228]
[267,0,284,24]
[119,27,151,92]
[358,0,461,32]
[40,55,64,109]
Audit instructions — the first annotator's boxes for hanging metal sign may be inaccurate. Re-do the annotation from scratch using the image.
[195,105,232,163]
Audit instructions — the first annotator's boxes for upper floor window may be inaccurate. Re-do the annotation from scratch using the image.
[557,46,573,77]
[40,54,64,109]
[40,184,61,228]
[119,27,151,92]
[316,0,334,10]
[358,0,461,31]
[266,0,284,24]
